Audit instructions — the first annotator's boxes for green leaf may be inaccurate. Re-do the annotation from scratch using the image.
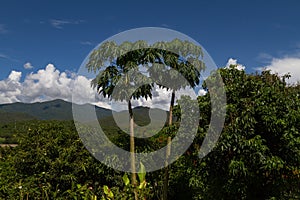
[138,180,147,189]
[103,185,109,194]
[122,174,130,186]
[103,185,114,198]
[138,162,146,183]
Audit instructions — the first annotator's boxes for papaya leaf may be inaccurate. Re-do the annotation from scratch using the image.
[138,162,146,183]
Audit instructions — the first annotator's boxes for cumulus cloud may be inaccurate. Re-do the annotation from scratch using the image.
[0,64,203,110]
[129,86,199,111]
[0,64,96,104]
[131,86,171,110]
[23,62,34,69]
[106,86,173,111]
[20,64,100,104]
[8,71,22,82]
[263,57,300,84]
[0,64,172,110]
[225,58,245,71]
[198,89,207,96]
[0,71,22,103]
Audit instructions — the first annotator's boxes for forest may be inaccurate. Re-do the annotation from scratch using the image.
[0,66,299,199]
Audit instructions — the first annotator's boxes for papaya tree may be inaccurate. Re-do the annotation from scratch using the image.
[86,40,152,195]
[150,39,205,200]
[86,39,205,199]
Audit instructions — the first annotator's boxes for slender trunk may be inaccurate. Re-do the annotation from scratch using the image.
[168,91,175,125]
[163,137,171,200]
[163,90,175,200]
[128,100,138,200]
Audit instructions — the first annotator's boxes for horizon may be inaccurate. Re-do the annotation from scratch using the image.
[0,97,171,112]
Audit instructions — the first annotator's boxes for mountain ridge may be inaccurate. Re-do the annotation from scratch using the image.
[0,99,112,122]
[0,99,168,124]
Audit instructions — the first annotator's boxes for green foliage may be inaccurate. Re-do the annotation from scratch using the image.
[188,67,300,199]
[87,39,205,101]
[137,162,146,186]
[103,185,114,199]
[0,66,299,199]
[0,120,121,199]
[102,162,153,200]
[0,110,36,124]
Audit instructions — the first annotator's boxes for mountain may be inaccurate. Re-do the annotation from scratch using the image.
[0,99,112,123]
[0,100,170,126]
[0,99,171,144]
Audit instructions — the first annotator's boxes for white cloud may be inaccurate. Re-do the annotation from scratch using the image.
[8,71,22,82]
[257,52,273,63]
[0,71,22,103]
[50,19,84,29]
[130,86,199,111]
[0,64,97,104]
[0,53,19,62]
[263,57,300,84]
[72,75,97,104]
[107,86,171,111]
[225,58,245,71]
[50,19,70,29]
[0,53,9,59]
[0,53,20,62]
[21,64,92,103]
[132,86,171,110]
[23,62,34,69]
[0,64,202,111]
[80,41,93,46]
[198,89,207,96]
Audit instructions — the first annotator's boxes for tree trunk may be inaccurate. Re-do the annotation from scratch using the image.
[168,91,175,125]
[128,100,138,200]
[163,136,171,200]
[163,90,175,200]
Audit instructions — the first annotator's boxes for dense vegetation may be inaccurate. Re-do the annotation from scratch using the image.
[0,67,299,199]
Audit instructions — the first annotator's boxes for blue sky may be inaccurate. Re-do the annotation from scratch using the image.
[0,0,300,105]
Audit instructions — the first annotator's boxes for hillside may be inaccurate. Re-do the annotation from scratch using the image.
[0,99,170,144]
[0,99,112,122]
[0,110,36,124]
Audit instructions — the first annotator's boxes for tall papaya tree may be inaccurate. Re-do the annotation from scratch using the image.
[86,39,205,199]
[86,41,153,200]
[151,39,205,200]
